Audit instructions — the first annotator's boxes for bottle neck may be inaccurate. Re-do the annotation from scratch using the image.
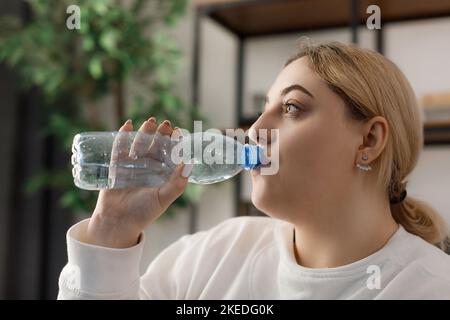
[241,144,263,170]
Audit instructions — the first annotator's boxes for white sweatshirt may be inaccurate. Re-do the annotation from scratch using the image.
[58,216,450,299]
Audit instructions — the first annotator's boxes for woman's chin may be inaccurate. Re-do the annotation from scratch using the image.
[251,187,271,212]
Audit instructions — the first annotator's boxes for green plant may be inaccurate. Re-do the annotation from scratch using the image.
[0,0,204,216]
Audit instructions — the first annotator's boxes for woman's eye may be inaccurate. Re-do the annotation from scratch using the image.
[286,104,298,112]
[283,103,303,115]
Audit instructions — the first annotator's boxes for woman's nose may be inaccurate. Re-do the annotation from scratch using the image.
[248,112,274,145]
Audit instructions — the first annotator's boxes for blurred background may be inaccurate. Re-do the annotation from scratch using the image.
[1,0,450,299]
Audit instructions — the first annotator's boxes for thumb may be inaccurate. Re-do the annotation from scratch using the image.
[158,163,193,209]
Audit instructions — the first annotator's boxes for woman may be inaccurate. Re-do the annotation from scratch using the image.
[58,42,450,299]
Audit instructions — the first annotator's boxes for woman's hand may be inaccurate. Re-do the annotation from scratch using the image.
[83,117,192,248]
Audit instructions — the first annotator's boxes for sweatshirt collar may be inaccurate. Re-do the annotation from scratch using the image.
[274,220,408,278]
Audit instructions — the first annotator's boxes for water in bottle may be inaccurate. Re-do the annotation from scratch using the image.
[71,131,268,190]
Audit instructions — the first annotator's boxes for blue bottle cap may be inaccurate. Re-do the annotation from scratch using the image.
[241,144,264,170]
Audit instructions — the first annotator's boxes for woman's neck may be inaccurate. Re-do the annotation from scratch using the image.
[292,197,399,269]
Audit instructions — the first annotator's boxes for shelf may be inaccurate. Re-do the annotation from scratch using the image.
[424,120,450,144]
[195,0,450,37]
[424,120,450,127]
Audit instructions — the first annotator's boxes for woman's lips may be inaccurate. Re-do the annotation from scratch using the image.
[259,162,271,168]
[250,162,271,175]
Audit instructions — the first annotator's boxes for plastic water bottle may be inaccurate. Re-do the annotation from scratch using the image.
[71,131,268,190]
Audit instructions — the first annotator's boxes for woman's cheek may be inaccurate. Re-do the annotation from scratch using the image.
[277,124,329,189]
[282,124,321,164]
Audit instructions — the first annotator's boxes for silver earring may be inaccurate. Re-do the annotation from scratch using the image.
[357,154,371,171]
[356,163,372,171]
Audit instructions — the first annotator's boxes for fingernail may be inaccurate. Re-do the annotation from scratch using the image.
[181,163,193,178]
[147,117,156,123]
[163,120,171,127]
[173,126,179,130]
[145,118,156,128]
[125,119,132,125]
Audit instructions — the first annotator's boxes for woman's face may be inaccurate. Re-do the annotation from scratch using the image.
[249,57,364,222]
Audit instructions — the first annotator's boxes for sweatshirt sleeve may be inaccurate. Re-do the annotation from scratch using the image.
[57,218,209,300]
[57,218,148,299]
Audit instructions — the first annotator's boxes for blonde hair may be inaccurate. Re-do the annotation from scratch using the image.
[286,41,449,250]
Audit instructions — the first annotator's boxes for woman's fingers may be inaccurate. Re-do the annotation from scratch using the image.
[147,120,173,159]
[171,127,183,140]
[111,119,133,164]
[156,120,173,137]
[129,117,157,158]
[157,162,192,209]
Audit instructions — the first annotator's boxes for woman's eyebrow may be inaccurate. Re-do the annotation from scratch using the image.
[264,84,314,106]
[281,84,315,99]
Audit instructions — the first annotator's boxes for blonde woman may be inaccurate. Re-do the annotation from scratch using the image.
[59,42,450,299]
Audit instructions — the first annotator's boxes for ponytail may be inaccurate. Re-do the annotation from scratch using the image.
[390,195,449,251]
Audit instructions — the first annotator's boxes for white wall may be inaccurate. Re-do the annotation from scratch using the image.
[385,18,450,225]
[195,16,238,231]
[199,18,238,129]
[408,146,450,226]
[139,9,239,270]
[385,18,450,100]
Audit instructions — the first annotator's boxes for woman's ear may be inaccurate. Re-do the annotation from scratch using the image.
[356,116,389,164]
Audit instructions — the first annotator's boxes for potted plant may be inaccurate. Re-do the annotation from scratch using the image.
[0,0,204,217]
